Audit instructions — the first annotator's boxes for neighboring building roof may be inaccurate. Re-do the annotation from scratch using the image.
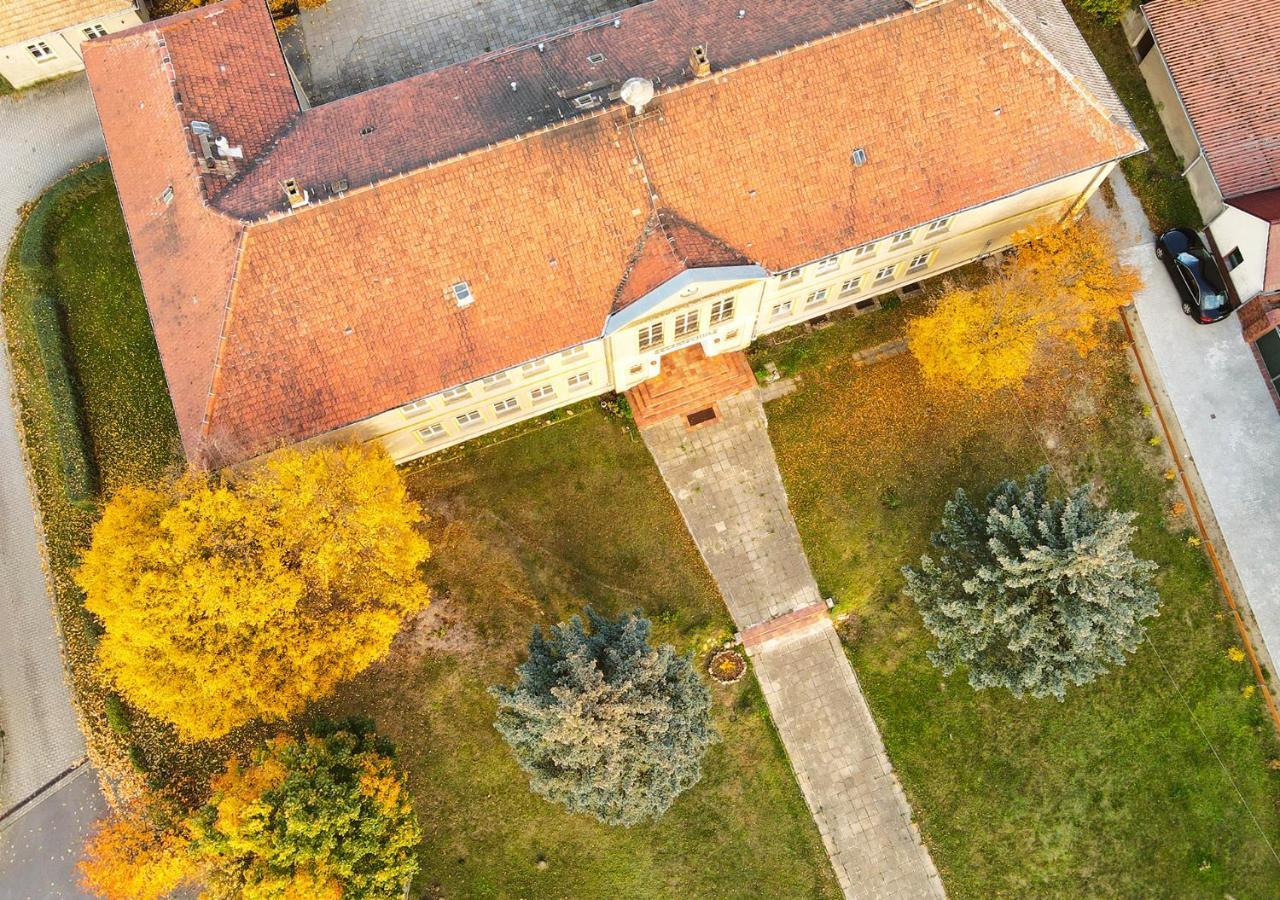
[86,0,1143,467]
[1145,0,1280,200]
[0,0,129,46]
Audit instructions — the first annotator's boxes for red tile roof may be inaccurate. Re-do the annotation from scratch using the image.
[1145,0,1280,199]
[613,211,750,312]
[86,0,1142,466]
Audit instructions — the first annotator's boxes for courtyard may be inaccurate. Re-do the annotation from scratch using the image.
[5,162,1279,896]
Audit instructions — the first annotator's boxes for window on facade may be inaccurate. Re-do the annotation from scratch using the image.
[493,397,520,416]
[530,384,557,404]
[874,264,897,284]
[839,277,863,298]
[709,297,736,325]
[890,230,914,247]
[482,372,510,390]
[521,359,549,376]
[27,41,55,61]
[401,397,431,416]
[440,385,472,404]
[674,310,699,339]
[853,242,877,259]
[417,423,446,443]
[83,23,108,39]
[638,322,664,352]
[907,252,933,273]
[561,346,589,363]
[451,281,473,308]
[455,410,483,428]
[568,371,592,390]
[1225,248,1245,271]
[815,257,840,275]
[770,300,793,320]
[805,288,829,308]
[779,268,802,284]
[927,217,952,235]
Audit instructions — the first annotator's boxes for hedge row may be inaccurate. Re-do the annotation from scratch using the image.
[8,165,105,505]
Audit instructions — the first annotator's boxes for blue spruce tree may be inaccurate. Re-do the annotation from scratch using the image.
[903,468,1160,699]
[492,607,717,826]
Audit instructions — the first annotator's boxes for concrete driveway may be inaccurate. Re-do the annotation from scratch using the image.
[0,72,106,898]
[1094,172,1280,675]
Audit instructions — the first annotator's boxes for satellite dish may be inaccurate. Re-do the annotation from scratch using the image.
[620,77,655,115]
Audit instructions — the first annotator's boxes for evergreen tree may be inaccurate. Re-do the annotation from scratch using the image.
[903,468,1160,699]
[492,608,717,826]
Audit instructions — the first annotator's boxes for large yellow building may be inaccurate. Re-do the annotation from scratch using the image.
[0,0,143,88]
[85,0,1144,467]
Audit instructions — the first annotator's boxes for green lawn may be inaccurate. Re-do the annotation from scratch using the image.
[3,168,840,897]
[1064,0,1203,232]
[756,295,1280,896]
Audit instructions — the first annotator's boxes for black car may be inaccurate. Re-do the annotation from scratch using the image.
[1155,228,1230,324]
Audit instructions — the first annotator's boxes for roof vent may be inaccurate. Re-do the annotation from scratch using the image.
[851,147,868,166]
[215,135,243,159]
[283,178,309,210]
[620,77,655,116]
[690,45,710,78]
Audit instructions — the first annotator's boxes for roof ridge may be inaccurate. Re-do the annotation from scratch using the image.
[197,224,251,464]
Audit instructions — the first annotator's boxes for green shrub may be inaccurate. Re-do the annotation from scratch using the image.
[103,693,131,735]
[1071,0,1131,24]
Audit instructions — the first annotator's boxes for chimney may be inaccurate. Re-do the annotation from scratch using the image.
[690,45,710,78]
[283,178,309,210]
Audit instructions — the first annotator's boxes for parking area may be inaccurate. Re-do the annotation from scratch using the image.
[294,0,633,103]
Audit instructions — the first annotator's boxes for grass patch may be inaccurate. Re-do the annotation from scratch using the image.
[1064,0,1202,232]
[4,168,838,895]
[759,298,1280,895]
[0,74,14,97]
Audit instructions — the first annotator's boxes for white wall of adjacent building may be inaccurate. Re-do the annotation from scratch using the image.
[1209,205,1272,302]
[0,5,143,89]
[313,159,1117,465]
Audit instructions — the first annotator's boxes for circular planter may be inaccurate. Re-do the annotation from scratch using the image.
[707,649,746,685]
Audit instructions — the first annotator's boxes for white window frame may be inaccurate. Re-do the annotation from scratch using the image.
[805,288,829,308]
[451,281,474,308]
[493,396,520,416]
[779,268,803,285]
[853,242,877,259]
[874,264,898,285]
[440,385,472,404]
[530,384,557,404]
[907,252,933,274]
[638,322,664,352]
[674,310,699,339]
[770,300,793,321]
[890,230,914,248]
[561,346,589,363]
[481,372,510,391]
[521,359,549,377]
[455,409,483,429]
[417,423,447,443]
[839,277,863,298]
[27,41,55,61]
[709,297,736,325]
[927,217,953,236]
[568,371,592,390]
[83,23,108,40]
[401,397,431,417]
[815,257,840,275]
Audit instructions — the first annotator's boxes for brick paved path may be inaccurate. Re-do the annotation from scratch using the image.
[298,0,629,103]
[642,389,944,899]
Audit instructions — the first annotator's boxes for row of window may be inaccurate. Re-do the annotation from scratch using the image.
[769,251,935,321]
[401,345,591,416]
[776,217,952,286]
[27,24,107,62]
[637,297,736,353]
[414,372,594,444]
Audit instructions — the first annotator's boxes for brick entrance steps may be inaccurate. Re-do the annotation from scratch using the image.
[627,345,756,429]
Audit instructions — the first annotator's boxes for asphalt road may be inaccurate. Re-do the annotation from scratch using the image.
[0,73,107,899]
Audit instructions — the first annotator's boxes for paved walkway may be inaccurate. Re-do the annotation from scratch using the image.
[296,0,628,102]
[0,73,106,897]
[1091,173,1280,675]
[642,389,944,899]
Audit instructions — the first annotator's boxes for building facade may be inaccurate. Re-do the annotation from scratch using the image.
[0,1,143,88]
[85,0,1143,469]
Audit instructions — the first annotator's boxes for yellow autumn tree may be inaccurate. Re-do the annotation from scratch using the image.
[79,803,193,900]
[77,444,431,742]
[908,216,1138,393]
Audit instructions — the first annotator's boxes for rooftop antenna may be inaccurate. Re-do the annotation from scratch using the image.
[620,77,655,116]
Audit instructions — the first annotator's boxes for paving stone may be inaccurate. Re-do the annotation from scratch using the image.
[641,389,943,898]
